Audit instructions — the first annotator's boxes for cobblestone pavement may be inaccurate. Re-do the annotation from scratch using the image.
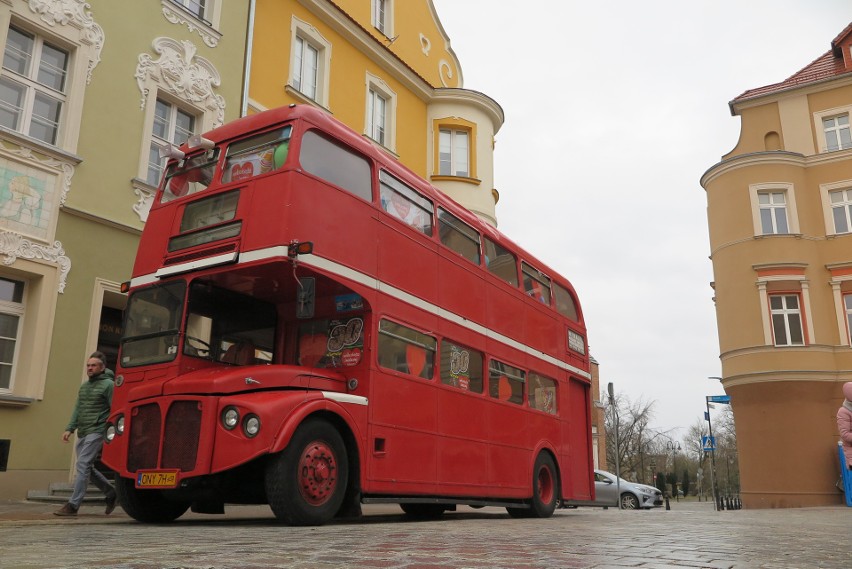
[0,499,850,568]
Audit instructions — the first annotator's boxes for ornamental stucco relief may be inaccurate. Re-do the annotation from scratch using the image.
[161,1,220,48]
[135,37,226,127]
[27,0,105,84]
[0,231,70,293]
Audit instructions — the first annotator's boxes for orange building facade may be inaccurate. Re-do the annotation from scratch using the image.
[702,23,852,507]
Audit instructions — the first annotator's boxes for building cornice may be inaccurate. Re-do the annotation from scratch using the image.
[701,148,852,187]
[730,74,852,116]
[431,88,504,131]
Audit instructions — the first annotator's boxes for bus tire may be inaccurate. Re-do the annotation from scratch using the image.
[265,418,348,526]
[400,503,446,519]
[115,477,190,523]
[530,452,559,518]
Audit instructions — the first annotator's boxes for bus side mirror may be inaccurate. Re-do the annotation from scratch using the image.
[296,277,315,319]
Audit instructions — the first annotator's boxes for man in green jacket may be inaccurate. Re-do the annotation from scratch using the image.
[54,352,118,516]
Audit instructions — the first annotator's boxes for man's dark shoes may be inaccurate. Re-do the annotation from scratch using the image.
[54,502,78,516]
[104,492,117,515]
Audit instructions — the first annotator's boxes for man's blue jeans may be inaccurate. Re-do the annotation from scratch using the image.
[69,433,114,508]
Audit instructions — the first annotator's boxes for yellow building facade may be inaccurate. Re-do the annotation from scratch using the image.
[701,23,852,507]
[247,0,503,226]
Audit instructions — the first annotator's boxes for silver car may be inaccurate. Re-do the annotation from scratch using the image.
[592,470,663,509]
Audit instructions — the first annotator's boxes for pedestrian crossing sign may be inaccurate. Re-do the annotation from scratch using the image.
[702,435,716,451]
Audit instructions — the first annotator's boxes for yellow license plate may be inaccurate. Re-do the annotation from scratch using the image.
[136,470,179,488]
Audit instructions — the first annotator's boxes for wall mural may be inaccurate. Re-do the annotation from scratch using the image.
[0,162,55,242]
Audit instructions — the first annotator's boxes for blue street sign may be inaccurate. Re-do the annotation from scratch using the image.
[707,395,731,404]
[704,411,710,421]
[702,435,716,451]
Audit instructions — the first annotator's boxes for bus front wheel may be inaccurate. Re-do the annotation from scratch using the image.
[115,477,190,523]
[265,418,348,526]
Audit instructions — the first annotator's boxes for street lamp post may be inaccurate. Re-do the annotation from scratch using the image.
[607,382,621,510]
[666,441,681,501]
[705,395,720,511]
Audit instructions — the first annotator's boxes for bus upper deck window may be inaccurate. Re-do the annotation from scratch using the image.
[162,149,219,203]
[222,126,292,184]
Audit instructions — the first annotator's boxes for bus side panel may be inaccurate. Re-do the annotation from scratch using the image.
[564,377,594,500]
[487,403,532,494]
[437,249,486,325]
[377,221,438,305]
[485,282,527,344]
[366,371,438,493]
[247,173,379,277]
[436,387,490,491]
[524,300,560,360]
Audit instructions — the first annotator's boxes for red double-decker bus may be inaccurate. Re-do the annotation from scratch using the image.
[101,104,594,525]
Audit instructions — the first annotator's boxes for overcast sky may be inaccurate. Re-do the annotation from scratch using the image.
[430,1,852,439]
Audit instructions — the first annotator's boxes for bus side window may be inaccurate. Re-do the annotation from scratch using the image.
[300,130,372,201]
[521,262,552,305]
[378,319,435,379]
[483,237,519,287]
[379,170,433,235]
[440,340,483,393]
[488,360,524,405]
[528,372,558,414]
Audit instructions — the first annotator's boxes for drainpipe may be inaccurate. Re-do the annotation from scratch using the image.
[241,0,256,117]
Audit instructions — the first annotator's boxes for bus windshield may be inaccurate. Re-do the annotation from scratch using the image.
[162,148,219,204]
[121,282,186,367]
[183,281,276,365]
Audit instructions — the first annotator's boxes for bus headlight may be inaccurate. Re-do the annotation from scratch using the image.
[222,407,240,430]
[116,414,125,435]
[243,414,261,438]
[105,424,116,442]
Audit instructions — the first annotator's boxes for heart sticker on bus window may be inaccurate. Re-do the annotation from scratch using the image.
[231,162,254,182]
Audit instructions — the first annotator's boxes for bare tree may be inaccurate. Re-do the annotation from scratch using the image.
[604,393,671,484]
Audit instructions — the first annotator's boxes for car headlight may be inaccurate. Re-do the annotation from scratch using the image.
[243,414,261,438]
[222,406,240,430]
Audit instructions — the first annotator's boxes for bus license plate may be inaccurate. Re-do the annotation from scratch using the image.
[136,470,179,488]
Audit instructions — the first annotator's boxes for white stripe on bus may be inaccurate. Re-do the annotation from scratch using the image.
[131,247,591,380]
[322,392,368,406]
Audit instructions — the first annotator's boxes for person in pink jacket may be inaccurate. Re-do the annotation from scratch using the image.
[838,382,852,470]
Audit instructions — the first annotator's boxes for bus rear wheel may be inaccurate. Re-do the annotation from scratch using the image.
[265,418,348,526]
[506,452,559,519]
[115,477,190,523]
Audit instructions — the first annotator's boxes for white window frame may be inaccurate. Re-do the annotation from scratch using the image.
[146,97,197,187]
[0,277,25,394]
[168,0,212,23]
[755,269,814,347]
[1,24,70,147]
[439,128,470,177]
[0,260,59,406]
[813,106,852,153]
[768,293,805,347]
[371,0,394,38]
[845,293,852,346]
[364,73,396,151]
[748,183,798,236]
[288,18,331,110]
[827,265,852,347]
[133,36,225,221]
[819,179,852,236]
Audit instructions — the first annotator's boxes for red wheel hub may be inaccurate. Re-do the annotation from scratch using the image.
[298,441,338,505]
[537,465,554,505]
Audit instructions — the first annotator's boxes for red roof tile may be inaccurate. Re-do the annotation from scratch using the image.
[731,22,852,107]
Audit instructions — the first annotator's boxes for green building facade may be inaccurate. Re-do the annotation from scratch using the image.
[0,0,249,499]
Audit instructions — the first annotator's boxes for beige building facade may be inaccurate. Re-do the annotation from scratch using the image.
[701,23,852,508]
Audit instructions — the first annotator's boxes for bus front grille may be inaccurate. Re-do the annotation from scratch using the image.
[127,403,161,472]
[162,401,202,471]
